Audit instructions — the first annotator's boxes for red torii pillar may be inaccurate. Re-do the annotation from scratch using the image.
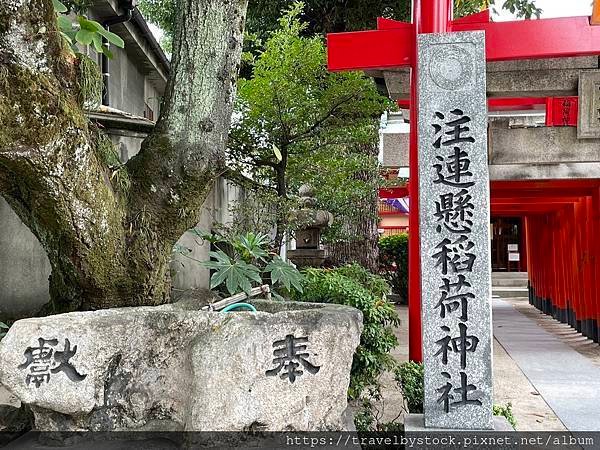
[327,0,600,362]
[407,0,453,363]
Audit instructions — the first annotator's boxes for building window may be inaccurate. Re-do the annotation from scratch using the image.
[144,103,154,121]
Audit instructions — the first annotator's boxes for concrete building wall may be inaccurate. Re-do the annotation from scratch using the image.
[380,215,409,228]
[381,56,600,100]
[0,199,51,320]
[108,46,146,116]
[171,178,245,293]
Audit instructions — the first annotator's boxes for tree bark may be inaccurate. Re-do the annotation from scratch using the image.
[273,151,288,252]
[325,144,380,273]
[0,0,248,312]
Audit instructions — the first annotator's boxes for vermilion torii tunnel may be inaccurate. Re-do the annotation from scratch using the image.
[327,0,600,361]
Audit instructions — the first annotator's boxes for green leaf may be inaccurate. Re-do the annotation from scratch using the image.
[59,30,74,45]
[272,143,282,162]
[57,15,73,32]
[97,28,125,48]
[100,45,113,59]
[78,16,101,31]
[264,256,303,293]
[232,232,270,262]
[0,322,9,329]
[52,0,68,13]
[204,251,262,295]
[91,33,103,53]
[75,28,94,46]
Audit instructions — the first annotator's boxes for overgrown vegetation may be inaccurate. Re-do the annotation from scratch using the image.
[140,0,542,54]
[378,233,409,303]
[228,2,388,252]
[53,0,124,58]
[175,230,303,299]
[494,402,517,429]
[292,265,399,400]
[395,361,424,414]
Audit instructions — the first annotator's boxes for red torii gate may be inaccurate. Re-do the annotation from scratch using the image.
[327,0,600,362]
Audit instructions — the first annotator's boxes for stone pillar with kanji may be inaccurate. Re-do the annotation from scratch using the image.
[418,30,493,430]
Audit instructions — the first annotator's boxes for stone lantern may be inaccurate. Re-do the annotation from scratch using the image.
[287,184,333,268]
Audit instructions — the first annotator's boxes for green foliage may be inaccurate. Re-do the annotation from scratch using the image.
[334,264,390,299]
[204,250,263,296]
[292,264,399,400]
[394,361,424,414]
[264,256,304,293]
[378,233,409,302]
[232,232,270,263]
[53,0,124,58]
[494,402,517,429]
[176,231,303,298]
[139,0,541,52]
[229,2,389,244]
[354,398,376,432]
[138,0,175,52]
[0,322,9,341]
[76,53,102,109]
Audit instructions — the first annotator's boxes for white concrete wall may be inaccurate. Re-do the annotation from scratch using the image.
[0,198,51,319]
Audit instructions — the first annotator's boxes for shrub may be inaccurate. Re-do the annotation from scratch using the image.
[494,403,517,430]
[378,233,409,303]
[292,264,399,400]
[174,230,303,299]
[394,361,424,414]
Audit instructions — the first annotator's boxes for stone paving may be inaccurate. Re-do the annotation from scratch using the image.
[379,302,568,430]
[494,297,600,431]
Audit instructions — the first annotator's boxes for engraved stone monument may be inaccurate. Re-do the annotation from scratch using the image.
[577,69,600,139]
[0,300,361,432]
[417,31,493,430]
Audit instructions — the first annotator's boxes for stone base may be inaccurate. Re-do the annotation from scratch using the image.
[0,300,362,432]
[404,414,514,432]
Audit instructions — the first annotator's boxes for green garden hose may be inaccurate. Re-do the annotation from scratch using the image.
[220,302,257,313]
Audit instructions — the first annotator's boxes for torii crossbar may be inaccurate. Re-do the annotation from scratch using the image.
[326,0,600,362]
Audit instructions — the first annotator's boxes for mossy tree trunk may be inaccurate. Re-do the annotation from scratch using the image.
[0,0,248,312]
[325,143,380,273]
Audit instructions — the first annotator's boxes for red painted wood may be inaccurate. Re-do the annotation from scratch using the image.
[451,9,490,25]
[328,15,600,71]
[453,16,600,61]
[488,97,547,111]
[377,17,410,30]
[326,28,413,71]
[545,97,578,127]
[379,186,409,198]
[407,0,423,363]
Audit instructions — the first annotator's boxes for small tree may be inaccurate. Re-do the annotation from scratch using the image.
[228,2,389,262]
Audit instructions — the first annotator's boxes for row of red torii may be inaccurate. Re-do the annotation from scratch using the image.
[326,0,600,361]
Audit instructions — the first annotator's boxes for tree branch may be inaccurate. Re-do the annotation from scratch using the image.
[127,0,249,244]
[287,93,359,143]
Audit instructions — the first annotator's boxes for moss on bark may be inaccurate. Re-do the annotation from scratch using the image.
[0,0,249,312]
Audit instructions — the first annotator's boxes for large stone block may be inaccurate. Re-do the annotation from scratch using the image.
[0,300,362,431]
[417,31,493,430]
[578,69,600,139]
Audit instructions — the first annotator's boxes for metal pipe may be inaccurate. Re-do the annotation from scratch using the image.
[101,0,135,106]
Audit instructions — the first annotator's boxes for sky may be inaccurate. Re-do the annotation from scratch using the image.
[146,1,594,55]
[493,0,592,21]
